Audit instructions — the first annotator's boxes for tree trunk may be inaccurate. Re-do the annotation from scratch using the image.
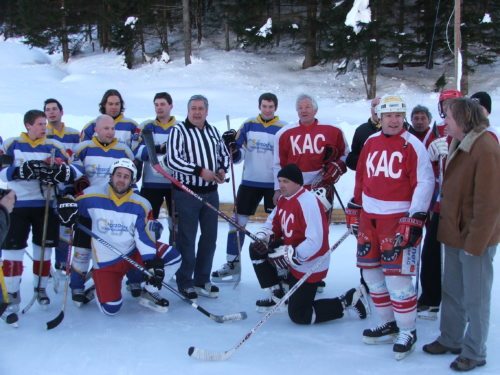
[196,0,203,45]
[224,12,230,51]
[273,0,281,47]
[424,0,435,69]
[398,0,405,70]
[302,0,318,69]
[183,0,192,65]
[461,39,469,95]
[60,0,70,63]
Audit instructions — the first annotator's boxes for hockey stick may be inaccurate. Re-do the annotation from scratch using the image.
[76,223,247,323]
[46,227,74,330]
[188,229,351,361]
[142,128,265,245]
[226,115,243,288]
[22,150,55,314]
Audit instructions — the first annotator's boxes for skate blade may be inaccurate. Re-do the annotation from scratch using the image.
[394,346,416,361]
[139,298,168,313]
[417,313,438,321]
[363,335,397,345]
[37,303,50,311]
[211,275,240,283]
[256,305,287,314]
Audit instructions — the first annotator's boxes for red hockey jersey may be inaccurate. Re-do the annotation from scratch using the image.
[354,129,435,218]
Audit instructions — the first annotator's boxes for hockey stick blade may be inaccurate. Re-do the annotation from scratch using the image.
[188,346,236,361]
[46,311,64,330]
[210,311,247,323]
[188,230,351,361]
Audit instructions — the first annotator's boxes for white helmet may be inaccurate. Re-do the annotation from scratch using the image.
[377,94,406,118]
[313,187,332,212]
[109,158,137,182]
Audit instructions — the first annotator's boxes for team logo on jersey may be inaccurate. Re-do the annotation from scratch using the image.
[278,209,294,237]
[96,218,134,235]
[246,139,273,153]
[366,150,403,178]
[290,134,325,155]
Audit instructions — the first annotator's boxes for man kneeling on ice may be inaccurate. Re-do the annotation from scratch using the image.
[249,163,368,323]
[57,158,181,315]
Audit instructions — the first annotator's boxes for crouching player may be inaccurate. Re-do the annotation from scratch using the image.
[346,95,434,359]
[249,163,367,323]
[58,158,180,315]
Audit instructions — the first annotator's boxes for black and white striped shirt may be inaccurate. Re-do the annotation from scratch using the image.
[165,119,230,192]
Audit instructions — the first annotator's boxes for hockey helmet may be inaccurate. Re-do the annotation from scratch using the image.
[438,89,462,118]
[109,158,137,183]
[377,95,406,118]
[313,187,332,212]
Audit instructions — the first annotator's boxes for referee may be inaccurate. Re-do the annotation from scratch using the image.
[165,95,229,301]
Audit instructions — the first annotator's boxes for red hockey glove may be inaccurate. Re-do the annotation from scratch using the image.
[322,160,347,185]
[346,199,361,236]
[393,212,427,250]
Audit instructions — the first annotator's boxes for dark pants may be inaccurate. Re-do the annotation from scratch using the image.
[418,213,442,307]
[287,275,344,325]
[173,188,218,289]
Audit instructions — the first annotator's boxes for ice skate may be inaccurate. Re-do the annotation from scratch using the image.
[211,261,241,283]
[363,320,399,344]
[256,284,286,313]
[417,304,439,321]
[340,286,368,319]
[1,292,20,327]
[139,286,169,313]
[194,282,219,298]
[393,329,417,360]
[72,285,95,307]
[35,287,50,309]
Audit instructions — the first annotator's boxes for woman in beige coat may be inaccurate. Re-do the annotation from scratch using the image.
[423,98,500,372]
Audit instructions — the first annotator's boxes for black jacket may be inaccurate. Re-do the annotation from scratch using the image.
[0,204,10,247]
[346,118,380,171]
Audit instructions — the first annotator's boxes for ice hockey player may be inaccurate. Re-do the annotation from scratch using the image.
[58,158,181,314]
[249,163,367,323]
[346,95,434,360]
[212,93,286,283]
[0,109,79,325]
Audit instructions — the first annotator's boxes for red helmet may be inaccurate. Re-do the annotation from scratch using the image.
[438,89,462,118]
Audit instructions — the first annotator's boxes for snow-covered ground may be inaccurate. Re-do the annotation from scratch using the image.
[0,37,499,374]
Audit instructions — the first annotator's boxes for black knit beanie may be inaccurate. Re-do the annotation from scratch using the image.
[277,164,303,185]
[471,91,491,114]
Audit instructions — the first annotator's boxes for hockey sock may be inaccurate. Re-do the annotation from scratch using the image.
[32,244,53,288]
[226,214,248,258]
[69,247,91,290]
[386,275,417,331]
[363,267,395,323]
[1,250,24,293]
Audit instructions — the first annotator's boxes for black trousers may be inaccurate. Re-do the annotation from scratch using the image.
[418,213,442,307]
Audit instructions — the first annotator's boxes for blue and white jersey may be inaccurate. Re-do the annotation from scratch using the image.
[77,184,156,268]
[135,117,179,189]
[46,123,80,157]
[235,115,286,188]
[0,133,78,208]
[72,137,135,187]
[80,114,140,150]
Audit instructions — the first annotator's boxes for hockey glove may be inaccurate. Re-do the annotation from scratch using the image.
[148,220,164,241]
[249,231,271,255]
[346,199,362,236]
[393,212,427,250]
[321,160,347,185]
[155,143,167,154]
[222,129,237,153]
[144,258,165,289]
[428,137,448,162]
[74,176,90,196]
[39,163,72,184]
[17,160,45,180]
[56,195,78,227]
[267,246,289,271]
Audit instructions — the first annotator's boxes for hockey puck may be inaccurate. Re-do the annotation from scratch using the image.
[188,346,195,356]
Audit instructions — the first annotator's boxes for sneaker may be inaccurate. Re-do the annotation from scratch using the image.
[211,261,241,283]
[393,329,417,360]
[423,340,462,355]
[35,288,50,308]
[450,356,486,371]
[340,286,368,319]
[126,283,142,298]
[194,282,219,298]
[179,287,198,301]
[139,287,169,313]
[363,320,399,344]
[417,304,439,320]
[256,284,286,313]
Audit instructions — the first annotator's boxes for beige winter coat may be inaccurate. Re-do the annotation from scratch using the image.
[438,129,500,255]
